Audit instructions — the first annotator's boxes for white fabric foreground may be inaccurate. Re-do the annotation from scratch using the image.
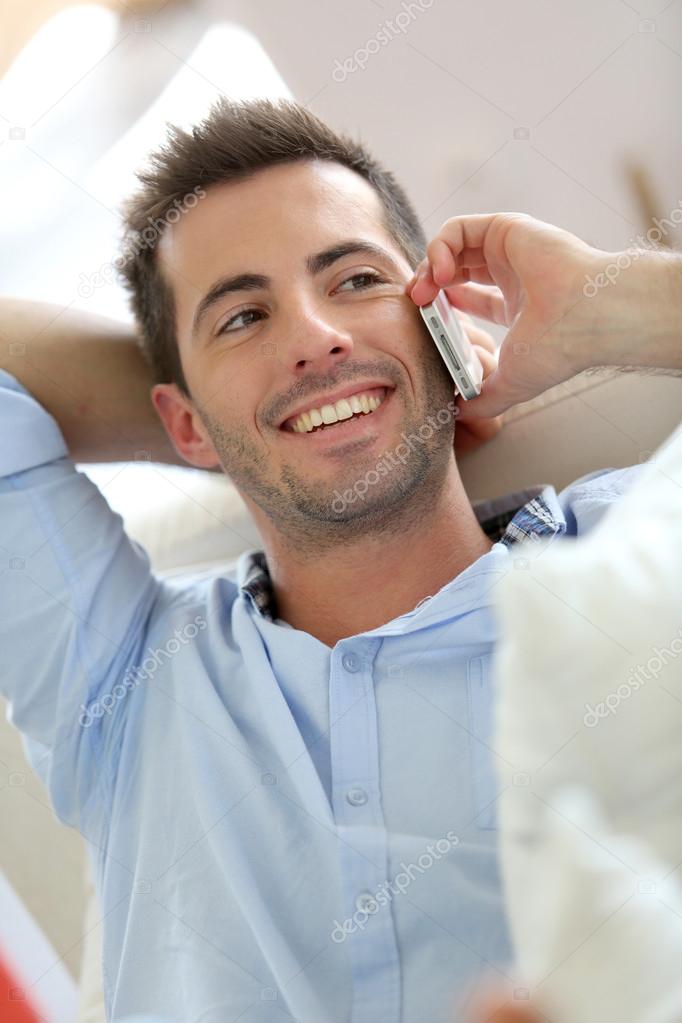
[492,420,682,1023]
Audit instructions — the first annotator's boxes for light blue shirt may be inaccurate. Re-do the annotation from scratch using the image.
[0,370,643,1022]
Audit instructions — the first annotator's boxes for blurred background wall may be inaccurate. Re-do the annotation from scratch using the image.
[1,0,681,328]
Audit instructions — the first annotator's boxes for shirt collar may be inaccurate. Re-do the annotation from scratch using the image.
[238,484,566,623]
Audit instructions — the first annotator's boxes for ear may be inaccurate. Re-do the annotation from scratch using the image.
[151,382,221,470]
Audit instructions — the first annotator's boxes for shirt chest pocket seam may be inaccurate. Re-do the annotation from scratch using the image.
[467,655,499,830]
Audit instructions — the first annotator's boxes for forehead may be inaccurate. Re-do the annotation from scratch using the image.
[157,160,400,313]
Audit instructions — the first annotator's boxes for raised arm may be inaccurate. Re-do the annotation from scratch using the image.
[0,297,182,464]
[408,214,682,419]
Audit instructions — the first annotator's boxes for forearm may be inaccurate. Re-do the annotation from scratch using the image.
[575,248,682,374]
[0,297,183,464]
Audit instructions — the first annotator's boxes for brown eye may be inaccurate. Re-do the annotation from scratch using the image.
[218,308,265,336]
[336,271,386,292]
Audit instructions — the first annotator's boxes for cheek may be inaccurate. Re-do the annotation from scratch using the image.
[365,295,425,350]
[191,355,259,421]
[205,395,255,438]
[189,372,253,442]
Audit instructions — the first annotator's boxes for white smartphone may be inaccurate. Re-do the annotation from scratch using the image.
[419,289,483,400]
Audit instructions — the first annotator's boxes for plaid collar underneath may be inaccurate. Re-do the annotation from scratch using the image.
[241,484,565,623]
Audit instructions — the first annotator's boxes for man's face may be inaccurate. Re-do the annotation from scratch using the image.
[155,160,456,550]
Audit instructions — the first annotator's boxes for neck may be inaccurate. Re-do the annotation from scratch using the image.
[255,463,493,647]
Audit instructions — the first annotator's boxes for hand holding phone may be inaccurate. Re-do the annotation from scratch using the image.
[419,290,483,400]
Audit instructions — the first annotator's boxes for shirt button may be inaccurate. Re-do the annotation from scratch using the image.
[355,891,377,914]
[346,787,368,806]
[341,652,360,673]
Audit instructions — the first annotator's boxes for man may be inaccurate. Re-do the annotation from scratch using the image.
[1,97,670,1022]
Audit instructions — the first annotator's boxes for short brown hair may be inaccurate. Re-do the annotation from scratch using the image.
[118,96,426,394]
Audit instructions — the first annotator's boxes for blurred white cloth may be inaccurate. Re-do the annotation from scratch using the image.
[492,420,682,1023]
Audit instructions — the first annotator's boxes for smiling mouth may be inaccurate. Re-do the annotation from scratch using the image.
[281,386,393,434]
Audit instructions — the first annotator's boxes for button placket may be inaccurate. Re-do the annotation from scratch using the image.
[329,639,401,1019]
[341,651,360,673]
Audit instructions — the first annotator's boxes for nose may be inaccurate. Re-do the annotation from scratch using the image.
[283,306,354,375]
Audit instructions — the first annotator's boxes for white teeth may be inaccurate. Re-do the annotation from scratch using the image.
[289,388,388,433]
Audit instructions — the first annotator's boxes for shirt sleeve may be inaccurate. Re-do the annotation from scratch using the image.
[558,463,647,536]
[0,370,160,834]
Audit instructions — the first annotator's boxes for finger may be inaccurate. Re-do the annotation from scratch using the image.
[471,345,498,380]
[458,265,497,285]
[443,283,508,326]
[427,238,456,287]
[455,368,515,420]
[408,268,497,306]
[460,322,498,355]
[434,212,531,269]
[413,246,490,277]
[409,277,440,305]
[411,212,532,300]
[454,414,504,455]
[420,241,495,293]
[429,266,498,287]
[408,262,440,305]
[427,215,500,288]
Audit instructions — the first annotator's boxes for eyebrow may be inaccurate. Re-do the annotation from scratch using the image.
[191,239,401,338]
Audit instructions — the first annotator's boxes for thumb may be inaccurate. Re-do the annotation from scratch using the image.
[456,367,518,420]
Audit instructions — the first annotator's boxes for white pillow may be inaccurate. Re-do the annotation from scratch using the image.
[82,464,262,573]
[492,419,682,1023]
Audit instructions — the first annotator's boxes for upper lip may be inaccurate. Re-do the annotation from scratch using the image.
[278,381,395,429]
